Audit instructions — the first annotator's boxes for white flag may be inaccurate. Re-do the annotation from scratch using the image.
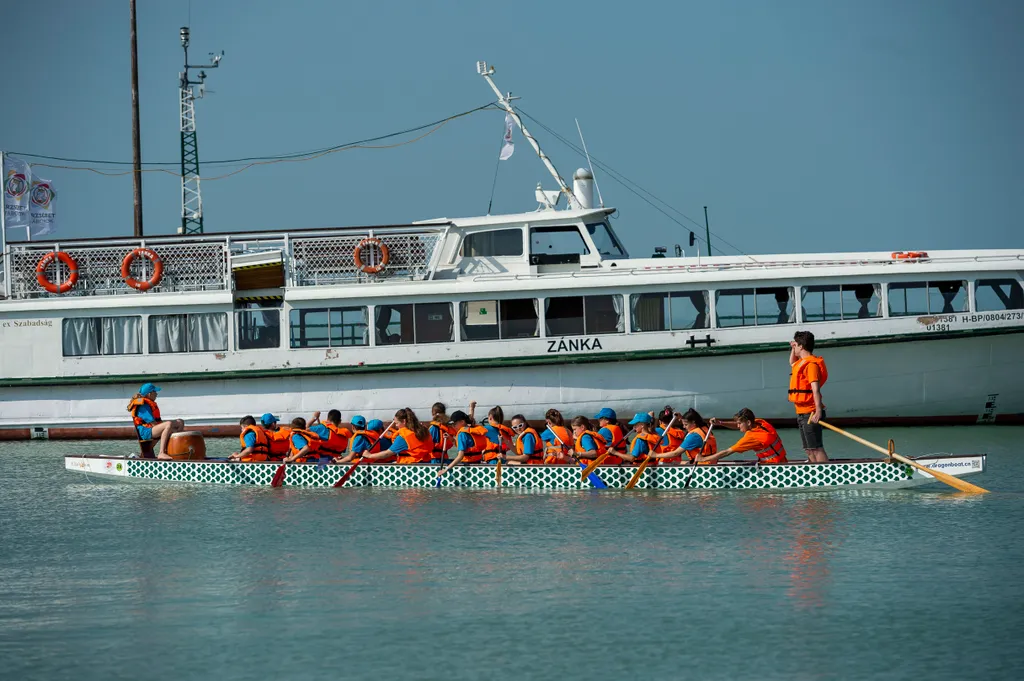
[29,175,57,238]
[3,156,31,228]
[498,113,515,160]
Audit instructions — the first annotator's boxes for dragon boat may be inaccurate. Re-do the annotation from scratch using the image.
[64,453,986,491]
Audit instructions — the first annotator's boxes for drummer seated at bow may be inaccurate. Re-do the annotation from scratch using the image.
[505,414,543,465]
[283,417,323,463]
[700,408,787,464]
[127,383,184,460]
[571,416,621,465]
[363,408,433,464]
[229,415,271,462]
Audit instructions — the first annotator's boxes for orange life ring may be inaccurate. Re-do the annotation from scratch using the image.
[35,251,79,294]
[891,251,929,260]
[353,237,390,274]
[121,248,164,291]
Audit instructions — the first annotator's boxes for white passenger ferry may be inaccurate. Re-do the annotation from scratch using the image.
[2,63,1022,438]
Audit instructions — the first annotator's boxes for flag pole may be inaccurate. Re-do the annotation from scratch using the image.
[0,150,8,298]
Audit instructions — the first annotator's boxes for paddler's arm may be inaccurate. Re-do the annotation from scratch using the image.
[284,445,310,463]
[708,417,738,430]
[309,410,322,425]
[697,447,734,463]
[467,401,477,423]
[440,451,465,476]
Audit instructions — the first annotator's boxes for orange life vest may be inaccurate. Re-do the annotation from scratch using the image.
[317,422,351,455]
[395,427,434,464]
[349,429,381,463]
[514,427,544,464]
[267,427,293,458]
[289,428,323,460]
[238,425,271,462]
[683,425,718,466]
[575,430,621,465]
[544,425,572,463]
[631,432,662,464]
[788,355,828,412]
[602,423,627,454]
[430,420,454,454]
[656,427,687,463]
[457,425,489,464]
[482,421,513,462]
[750,419,788,464]
[127,396,162,437]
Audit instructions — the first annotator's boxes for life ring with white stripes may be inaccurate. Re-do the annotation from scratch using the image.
[354,237,389,274]
[35,251,79,294]
[121,248,164,290]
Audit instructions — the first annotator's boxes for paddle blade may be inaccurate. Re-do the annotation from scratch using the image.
[626,460,650,489]
[496,458,502,487]
[270,464,286,488]
[580,452,610,480]
[334,460,360,488]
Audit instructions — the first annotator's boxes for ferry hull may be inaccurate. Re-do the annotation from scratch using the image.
[63,454,986,491]
[6,331,1024,433]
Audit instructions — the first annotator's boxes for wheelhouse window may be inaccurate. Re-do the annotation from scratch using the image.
[801,284,881,322]
[62,316,142,356]
[461,298,539,340]
[975,278,1024,311]
[545,294,624,336]
[888,281,967,316]
[529,226,589,265]
[460,229,523,257]
[290,307,368,348]
[715,287,794,327]
[631,291,709,332]
[375,303,454,345]
[585,222,627,258]
[236,299,282,350]
[150,313,228,353]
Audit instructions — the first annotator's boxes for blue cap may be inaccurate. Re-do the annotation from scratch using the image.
[260,413,279,426]
[139,383,160,395]
[627,413,652,425]
[595,408,617,421]
[367,419,384,432]
[351,415,367,429]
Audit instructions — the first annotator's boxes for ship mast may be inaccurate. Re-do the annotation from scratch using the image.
[476,62,582,210]
[178,26,224,235]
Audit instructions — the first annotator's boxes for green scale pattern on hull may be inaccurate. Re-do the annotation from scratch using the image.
[124,459,916,489]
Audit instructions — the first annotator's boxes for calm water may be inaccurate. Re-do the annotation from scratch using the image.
[1,426,1023,681]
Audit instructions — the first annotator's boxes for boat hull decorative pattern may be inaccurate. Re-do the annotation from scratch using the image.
[63,455,986,490]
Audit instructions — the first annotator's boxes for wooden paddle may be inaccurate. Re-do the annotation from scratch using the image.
[580,451,610,479]
[496,455,503,487]
[820,421,989,494]
[333,419,396,489]
[545,426,607,489]
[625,415,677,490]
[683,423,714,490]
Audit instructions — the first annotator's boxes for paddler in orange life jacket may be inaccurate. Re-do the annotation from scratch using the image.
[429,401,473,464]
[228,415,271,462]
[126,383,184,459]
[700,408,788,464]
[309,409,353,461]
[504,414,543,465]
[482,406,514,465]
[626,413,662,463]
[333,415,370,464]
[541,408,573,464]
[789,330,829,463]
[645,409,718,465]
[571,415,621,465]
[595,408,632,461]
[282,417,323,463]
[261,413,292,460]
[437,410,489,475]
[362,408,433,464]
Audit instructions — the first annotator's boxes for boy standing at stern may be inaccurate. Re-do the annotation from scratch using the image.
[789,331,828,462]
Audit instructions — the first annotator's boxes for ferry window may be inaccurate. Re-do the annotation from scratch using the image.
[150,313,228,353]
[715,288,794,327]
[62,316,142,356]
[545,295,624,336]
[631,291,709,332]
[888,281,967,316]
[461,229,523,257]
[414,302,454,344]
[585,222,627,258]
[290,307,368,348]
[375,304,414,345]
[460,298,539,341]
[236,299,281,350]
[975,278,1024,311]
[802,284,881,322]
[530,226,590,256]
[376,303,453,345]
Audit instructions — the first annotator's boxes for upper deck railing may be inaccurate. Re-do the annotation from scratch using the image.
[2,224,449,300]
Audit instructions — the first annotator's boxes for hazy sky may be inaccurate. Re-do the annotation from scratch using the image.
[2,0,1021,257]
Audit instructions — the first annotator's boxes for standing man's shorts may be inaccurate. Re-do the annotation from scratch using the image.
[796,411,825,449]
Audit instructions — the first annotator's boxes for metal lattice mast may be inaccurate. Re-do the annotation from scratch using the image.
[178,26,223,235]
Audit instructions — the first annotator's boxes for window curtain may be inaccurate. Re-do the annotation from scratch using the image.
[101,317,141,354]
[150,315,187,353]
[630,294,643,332]
[189,313,228,351]
[532,298,541,338]
[63,319,100,356]
[611,295,624,332]
[692,292,708,329]
[543,298,552,336]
